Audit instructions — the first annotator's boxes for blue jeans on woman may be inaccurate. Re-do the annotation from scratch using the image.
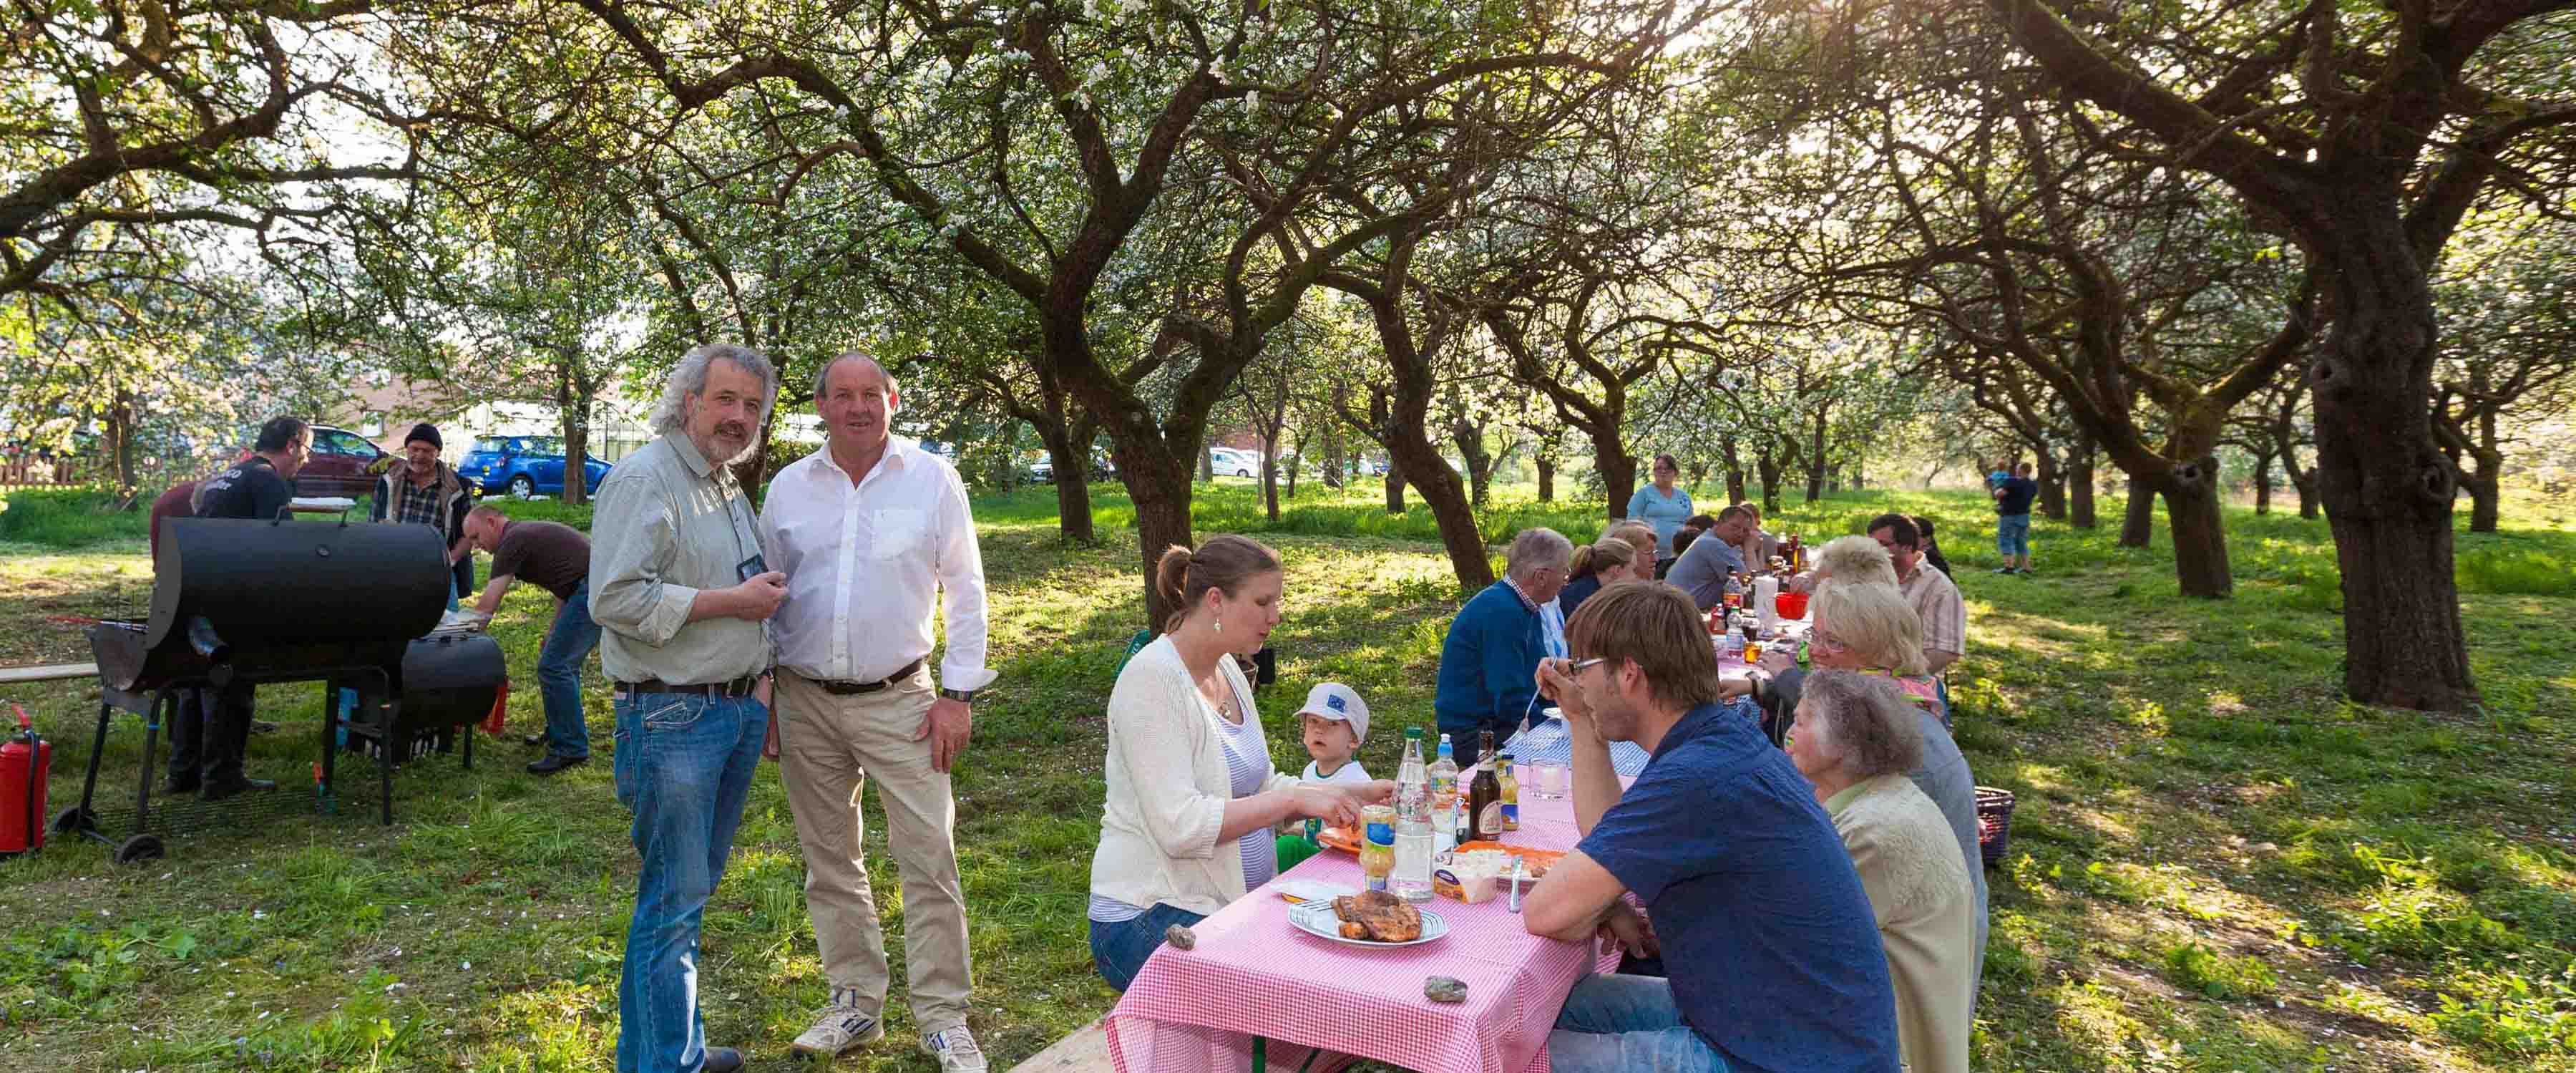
[1548,974,1730,1072]
[612,691,768,1073]
[536,581,602,759]
[1089,903,1208,992]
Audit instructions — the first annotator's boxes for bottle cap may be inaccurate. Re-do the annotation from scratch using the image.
[1406,726,1423,739]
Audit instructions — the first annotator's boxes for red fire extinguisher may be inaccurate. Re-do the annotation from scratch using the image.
[1,701,49,857]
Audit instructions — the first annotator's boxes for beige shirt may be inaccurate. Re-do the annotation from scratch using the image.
[1828,774,1977,1073]
[587,432,771,686]
[1898,560,1968,661]
[1090,635,1299,916]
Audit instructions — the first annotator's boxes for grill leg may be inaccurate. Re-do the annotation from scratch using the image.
[77,702,113,816]
[131,689,172,839]
[379,698,396,826]
[462,716,473,772]
[318,679,340,816]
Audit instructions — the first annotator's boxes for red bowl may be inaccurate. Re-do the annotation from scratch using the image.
[1774,592,1810,620]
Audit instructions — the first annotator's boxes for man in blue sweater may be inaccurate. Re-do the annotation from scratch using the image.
[1435,528,1574,766]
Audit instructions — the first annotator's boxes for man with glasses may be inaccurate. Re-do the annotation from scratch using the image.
[1434,528,1573,766]
[1524,581,1899,1073]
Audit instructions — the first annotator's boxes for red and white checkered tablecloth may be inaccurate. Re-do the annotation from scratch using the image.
[1106,788,1623,1073]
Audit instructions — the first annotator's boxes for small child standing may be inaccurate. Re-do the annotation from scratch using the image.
[1277,684,1372,869]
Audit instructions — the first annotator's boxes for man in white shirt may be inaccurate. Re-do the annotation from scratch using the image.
[758,351,994,1072]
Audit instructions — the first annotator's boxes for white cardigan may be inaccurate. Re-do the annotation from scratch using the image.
[1090,635,1299,916]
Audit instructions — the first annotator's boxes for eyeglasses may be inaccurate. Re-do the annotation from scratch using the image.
[1567,656,1608,673]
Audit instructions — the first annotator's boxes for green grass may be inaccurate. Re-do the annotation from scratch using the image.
[3,479,2573,1071]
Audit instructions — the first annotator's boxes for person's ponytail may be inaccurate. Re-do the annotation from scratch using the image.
[1156,535,1284,636]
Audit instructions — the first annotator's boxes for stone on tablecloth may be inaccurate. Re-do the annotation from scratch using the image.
[1163,923,1197,951]
[1424,976,1468,1004]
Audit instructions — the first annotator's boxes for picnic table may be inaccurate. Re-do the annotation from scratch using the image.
[1106,782,1627,1073]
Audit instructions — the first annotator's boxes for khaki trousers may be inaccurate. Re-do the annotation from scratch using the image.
[776,667,973,1029]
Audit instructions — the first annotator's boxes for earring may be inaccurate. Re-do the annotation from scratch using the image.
[1214,615,1224,635]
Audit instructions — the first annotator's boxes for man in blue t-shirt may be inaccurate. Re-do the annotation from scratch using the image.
[1524,582,1900,1073]
[1991,461,2040,575]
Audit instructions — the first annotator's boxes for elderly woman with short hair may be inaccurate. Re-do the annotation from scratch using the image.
[1785,533,1898,594]
[1789,670,1977,1073]
[1603,521,1661,583]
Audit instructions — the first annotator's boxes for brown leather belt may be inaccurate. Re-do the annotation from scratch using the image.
[811,658,924,696]
[618,675,762,700]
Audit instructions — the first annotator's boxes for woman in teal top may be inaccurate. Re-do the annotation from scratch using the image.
[1625,453,1695,559]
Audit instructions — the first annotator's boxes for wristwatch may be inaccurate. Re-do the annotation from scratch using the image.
[937,687,978,704]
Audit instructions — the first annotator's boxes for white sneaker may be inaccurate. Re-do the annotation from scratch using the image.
[922,1025,989,1072]
[789,987,884,1057]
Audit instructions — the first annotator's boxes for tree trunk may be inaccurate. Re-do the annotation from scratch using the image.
[1450,414,1494,510]
[2157,457,2233,597]
[1755,449,1782,514]
[1284,424,1307,501]
[2035,447,2067,521]
[2119,475,2155,547]
[2251,450,2273,515]
[1261,430,1281,523]
[1536,456,1555,502]
[2466,407,2502,533]
[2309,214,2474,710]
[1385,462,1406,514]
[2069,431,2097,528]
[2465,450,2500,534]
[1597,447,1639,520]
[1103,431,1197,630]
[1722,435,1746,505]
[1803,404,1828,503]
[558,364,594,508]
[1035,419,1098,544]
[1322,409,1345,490]
[1201,443,1216,483]
[2294,474,2319,519]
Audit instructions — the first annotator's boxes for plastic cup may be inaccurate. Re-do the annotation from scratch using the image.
[1526,761,1568,800]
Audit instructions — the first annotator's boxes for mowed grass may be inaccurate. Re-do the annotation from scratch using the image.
[1,479,2571,1072]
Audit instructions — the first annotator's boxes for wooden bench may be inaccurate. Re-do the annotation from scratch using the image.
[0,662,95,686]
[1010,1017,1112,1072]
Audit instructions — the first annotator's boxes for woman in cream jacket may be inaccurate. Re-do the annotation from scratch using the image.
[1088,535,1390,991]
[1788,669,1979,1073]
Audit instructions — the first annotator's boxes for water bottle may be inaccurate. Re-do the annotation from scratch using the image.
[1392,727,1435,903]
[1427,734,1459,852]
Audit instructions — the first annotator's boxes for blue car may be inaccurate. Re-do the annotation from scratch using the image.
[456,435,611,498]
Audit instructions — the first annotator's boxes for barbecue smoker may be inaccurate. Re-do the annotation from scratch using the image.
[56,514,504,863]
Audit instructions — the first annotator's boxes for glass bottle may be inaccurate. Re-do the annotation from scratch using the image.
[1392,728,1435,903]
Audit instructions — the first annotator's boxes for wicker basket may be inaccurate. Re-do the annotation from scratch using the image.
[1974,787,2016,868]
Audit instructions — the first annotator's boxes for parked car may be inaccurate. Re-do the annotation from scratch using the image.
[237,424,388,500]
[455,435,612,498]
[1210,447,1263,479]
[1028,453,1118,483]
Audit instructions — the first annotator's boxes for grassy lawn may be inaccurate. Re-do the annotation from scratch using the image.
[1,479,2570,1072]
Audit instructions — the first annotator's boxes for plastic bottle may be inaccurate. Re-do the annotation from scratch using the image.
[1428,734,1460,855]
[1392,728,1435,903]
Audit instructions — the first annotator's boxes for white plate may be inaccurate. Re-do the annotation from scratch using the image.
[1277,879,1357,905]
[1287,899,1451,948]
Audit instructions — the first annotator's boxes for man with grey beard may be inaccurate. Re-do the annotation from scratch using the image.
[589,342,786,1073]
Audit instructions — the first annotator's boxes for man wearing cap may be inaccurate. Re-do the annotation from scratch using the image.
[1295,683,1373,786]
[371,422,475,604]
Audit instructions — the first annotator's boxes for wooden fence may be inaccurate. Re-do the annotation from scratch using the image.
[0,458,104,492]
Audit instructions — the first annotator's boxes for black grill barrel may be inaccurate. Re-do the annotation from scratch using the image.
[147,518,449,651]
[185,616,228,661]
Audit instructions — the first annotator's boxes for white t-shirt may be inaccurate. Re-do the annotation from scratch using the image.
[1302,759,1374,785]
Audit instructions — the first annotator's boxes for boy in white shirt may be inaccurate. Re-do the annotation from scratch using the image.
[1297,683,1372,785]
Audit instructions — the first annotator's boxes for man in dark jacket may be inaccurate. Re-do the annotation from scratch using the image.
[174,416,312,799]
[371,423,474,603]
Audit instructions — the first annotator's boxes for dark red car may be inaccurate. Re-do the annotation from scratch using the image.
[235,424,390,500]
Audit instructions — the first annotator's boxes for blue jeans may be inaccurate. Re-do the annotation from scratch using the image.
[1088,904,1206,992]
[537,581,602,759]
[1996,513,2031,558]
[613,692,768,1073]
[1548,974,1729,1073]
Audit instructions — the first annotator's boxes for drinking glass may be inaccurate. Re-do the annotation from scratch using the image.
[1526,761,1568,800]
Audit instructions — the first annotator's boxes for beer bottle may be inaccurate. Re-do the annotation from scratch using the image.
[1468,730,1503,842]
[1497,753,1520,831]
